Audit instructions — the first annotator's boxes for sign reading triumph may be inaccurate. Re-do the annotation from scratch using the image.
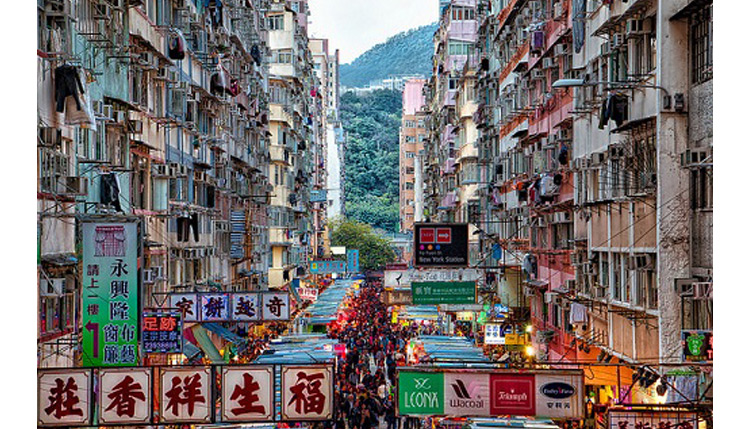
[396,368,584,419]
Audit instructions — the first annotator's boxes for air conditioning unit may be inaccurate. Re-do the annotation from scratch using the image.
[609,33,625,51]
[640,171,657,189]
[138,51,156,68]
[554,43,569,57]
[630,254,653,270]
[592,152,606,165]
[536,216,547,228]
[626,18,653,36]
[40,278,65,297]
[553,211,572,223]
[531,69,546,80]
[152,164,169,177]
[542,58,555,69]
[126,119,144,134]
[60,176,88,195]
[609,145,625,159]
[553,2,564,20]
[600,42,611,57]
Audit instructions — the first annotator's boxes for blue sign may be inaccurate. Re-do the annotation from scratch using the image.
[309,260,347,274]
[347,249,360,273]
[492,244,503,260]
[310,189,328,203]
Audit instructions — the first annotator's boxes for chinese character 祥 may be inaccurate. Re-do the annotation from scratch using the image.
[110,280,129,299]
[204,297,225,319]
[110,259,129,277]
[234,297,257,318]
[266,296,286,318]
[110,302,130,320]
[176,297,195,318]
[44,377,84,419]
[287,371,326,415]
[230,373,266,416]
[103,324,119,343]
[105,375,146,418]
[165,374,206,417]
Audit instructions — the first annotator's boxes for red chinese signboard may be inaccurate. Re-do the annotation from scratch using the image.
[38,369,92,427]
[159,367,212,424]
[98,368,152,425]
[221,366,274,422]
[281,365,334,421]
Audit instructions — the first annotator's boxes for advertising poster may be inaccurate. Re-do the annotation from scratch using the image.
[444,372,490,416]
[142,311,182,354]
[398,371,444,416]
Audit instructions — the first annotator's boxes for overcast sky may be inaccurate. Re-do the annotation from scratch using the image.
[307,0,439,64]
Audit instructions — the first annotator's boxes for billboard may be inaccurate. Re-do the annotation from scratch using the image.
[397,369,584,419]
[385,268,482,288]
[280,365,334,421]
[141,311,182,354]
[411,281,476,305]
[81,221,140,367]
[414,223,469,267]
[166,292,290,322]
[608,409,700,429]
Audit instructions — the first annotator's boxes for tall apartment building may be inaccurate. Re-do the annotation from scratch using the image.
[422,0,712,416]
[37,0,330,367]
[399,79,427,233]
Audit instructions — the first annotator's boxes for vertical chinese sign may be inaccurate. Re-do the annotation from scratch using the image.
[159,367,212,424]
[281,365,334,421]
[98,368,152,425]
[222,366,274,422]
[38,369,92,427]
[347,249,360,273]
[82,221,139,367]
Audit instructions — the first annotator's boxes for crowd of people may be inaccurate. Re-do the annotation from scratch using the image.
[327,280,425,429]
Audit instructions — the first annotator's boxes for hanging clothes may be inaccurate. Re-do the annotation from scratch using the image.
[609,94,629,127]
[572,0,586,53]
[540,174,557,196]
[250,45,262,65]
[100,173,122,212]
[558,144,569,165]
[168,30,186,60]
[190,213,200,242]
[54,64,84,113]
[598,98,609,129]
[569,302,589,324]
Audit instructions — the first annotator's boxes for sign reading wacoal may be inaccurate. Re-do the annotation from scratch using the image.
[414,223,469,267]
[396,369,584,419]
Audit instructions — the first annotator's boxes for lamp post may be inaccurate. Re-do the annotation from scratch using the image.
[551,78,675,109]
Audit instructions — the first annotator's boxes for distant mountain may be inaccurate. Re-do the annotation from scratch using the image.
[340,23,438,88]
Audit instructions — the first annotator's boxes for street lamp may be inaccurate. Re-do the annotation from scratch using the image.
[551,77,675,110]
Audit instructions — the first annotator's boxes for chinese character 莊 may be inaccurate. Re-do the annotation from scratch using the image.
[44,377,84,419]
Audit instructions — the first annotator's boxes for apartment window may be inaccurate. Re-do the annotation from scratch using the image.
[268,14,284,31]
[405,182,414,190]
[599,253,609,289]
[448,40,473,56]
[405,135,416,143]
[406,167,415,175]
[451,6,475,21]
[690,3,713,84]
[404,120,416,128]
[634,264,657,309]
[690,167,713,210]
[448,77,459,90]
[630,21,656,77]
[405,152,416,158]
[275,49,293,64]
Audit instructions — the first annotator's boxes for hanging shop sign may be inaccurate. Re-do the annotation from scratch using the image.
[166,292,291,322]
[608,409,700,429]
[141,311,182,354]
[309,260,347,274]
[414,223,469,267]
[299,287,319,302]
[81,221,140,367]
[221,366,275,422]
[331,246,347,255]
[681,330,713,363]
[411,281,476,305]
[310,189,328,203]
[347,249,360,273]
[385,268,482,288]
[38,369,92,427]
[396,369,584,419]
[158,367,212,424]
[98,368,152,425]
[484,323,511,345]
[280,365,334,421]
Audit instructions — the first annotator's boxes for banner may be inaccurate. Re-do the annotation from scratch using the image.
[347,249,360,273]
[397,369,584,419]
[82,221,139,367]
[310,189,328,203]
[681,330,713,363]
[309,260,347,274]
[484,323,511,345]
[166,292,290,322]
[142,311,182,354]
[299,287,319,301]
[411,281,476,305]
[384,268,482,288]
[159,367,212,424]
[414,223,469,267]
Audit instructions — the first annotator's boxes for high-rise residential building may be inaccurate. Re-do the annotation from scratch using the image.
[399,79,427,234]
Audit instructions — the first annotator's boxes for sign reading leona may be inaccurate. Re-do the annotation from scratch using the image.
[397,368,584,419]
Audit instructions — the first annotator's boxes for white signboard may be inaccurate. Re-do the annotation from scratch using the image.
[608,410,700,429]
[385,269,482,288]
[159,367,212,424]
[331,246,347,255]
[535,373,584,419]
[98,368,151,425]
[262,293,290,321]
[232,293,261,321]
[200,293,231,321]
[299,287,319,301]
[484,323,507,345]
[221,366,274,422]
[170,293,199,322]
[38,369,92,427]
[281,365,334,421]
[444,372,490,416]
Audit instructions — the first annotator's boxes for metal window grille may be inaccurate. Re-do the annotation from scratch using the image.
[690,3,713,84]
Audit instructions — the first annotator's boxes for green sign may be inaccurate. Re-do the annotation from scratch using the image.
[82,221,139,366]
[411,281,476,305]
[398,371,444,415]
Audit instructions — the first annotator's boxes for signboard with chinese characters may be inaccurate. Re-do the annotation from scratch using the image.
[411,281,476,305]
[232,293,261,321]
[347,249,360,273]
[414,223,469,267]
[170,293,199,322]
[385,268,482,288]
[142,311,182,354]
[608,410,699,429]
[299,287,319,302]
[681,330,713,363]
[81,221,140,367]
[309,260,347,274]
[159,367,212,424]
[201,293,231,322]
[221,366,274,422]
[396,368,584,419]
[38,369,92,427]
[98,368,152,425]
[262,292,291,321]
[281,365,334,421]
[310,189,328,203]
[484,323,510,345]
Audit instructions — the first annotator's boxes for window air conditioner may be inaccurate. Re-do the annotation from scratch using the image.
[543,58,555,69]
